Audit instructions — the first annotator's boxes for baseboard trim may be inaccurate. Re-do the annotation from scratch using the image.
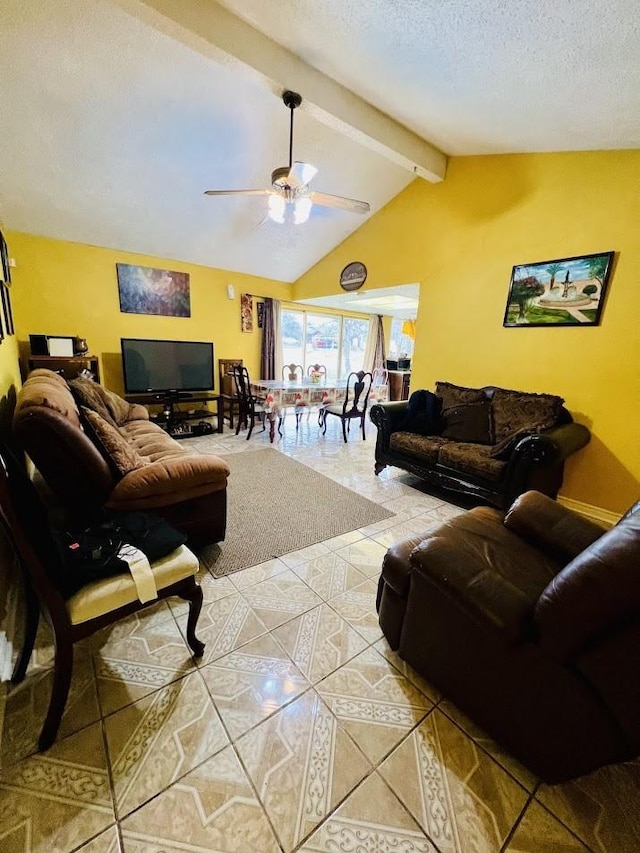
[558,496,621,528]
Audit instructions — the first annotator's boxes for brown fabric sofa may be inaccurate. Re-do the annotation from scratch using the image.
[377,491,640,782]
[13,370,230,543]
[370,381,590,509]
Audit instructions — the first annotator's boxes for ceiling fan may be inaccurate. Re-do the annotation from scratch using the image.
[204,90,370,224]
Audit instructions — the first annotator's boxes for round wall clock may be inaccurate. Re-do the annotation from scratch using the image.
[339,261,367,292]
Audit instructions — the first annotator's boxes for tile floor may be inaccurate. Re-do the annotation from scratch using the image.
[1,417,639,852]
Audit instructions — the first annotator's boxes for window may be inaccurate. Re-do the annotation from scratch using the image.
[341,317,369,376]
[281,309,371,380]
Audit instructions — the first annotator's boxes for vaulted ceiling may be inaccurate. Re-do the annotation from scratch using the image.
[1,0,638,284]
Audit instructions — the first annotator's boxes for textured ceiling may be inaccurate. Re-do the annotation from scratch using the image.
[0,0,411,283]
[1,0,638,288]
[220,0,640,155]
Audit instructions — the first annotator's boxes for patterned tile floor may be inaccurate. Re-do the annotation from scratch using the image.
[1,418,639,852]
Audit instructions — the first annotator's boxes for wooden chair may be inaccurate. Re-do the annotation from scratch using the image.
[231,365,270,440]
[218,358,243,428]
[0,444,205,751]
[322,370,373,443]
[307,364,328,425]
[372,367,388,387]
[281,363,305,428]
[370,367,389,404]
[282,363,303,381]
[307,363,327,380]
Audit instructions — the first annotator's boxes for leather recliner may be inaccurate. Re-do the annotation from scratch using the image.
[377,491,640,782]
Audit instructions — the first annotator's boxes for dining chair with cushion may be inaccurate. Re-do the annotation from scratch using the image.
[0,444,205,751]
[322,370,373,443]
[231,365,269,440]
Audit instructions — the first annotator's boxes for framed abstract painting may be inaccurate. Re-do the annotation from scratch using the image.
[117,263,191,317]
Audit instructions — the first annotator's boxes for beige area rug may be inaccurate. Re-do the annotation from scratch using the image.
[199,448,394,577]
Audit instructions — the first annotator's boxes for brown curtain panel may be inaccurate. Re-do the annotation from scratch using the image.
[260,298,276,379]
[373,314,386,370]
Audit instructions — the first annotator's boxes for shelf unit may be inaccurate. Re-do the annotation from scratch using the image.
[27,355,100,383]
[125,392,223,439]
[388,370,411,401]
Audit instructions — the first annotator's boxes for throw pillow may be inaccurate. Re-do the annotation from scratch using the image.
[69,377,118,427]
[70,376,147,426]
[81,407,146,478]
[435,381,486,411]
[440,400,493,444]
[399,390,442,436]
[491,388,564,443]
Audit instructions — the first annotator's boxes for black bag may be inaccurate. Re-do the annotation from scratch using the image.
[56,510,187,598]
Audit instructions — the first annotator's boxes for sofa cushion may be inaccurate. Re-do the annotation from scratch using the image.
[15,370,82,427]
[398,389,442,436]
[81,408,147,478]
[389,432,449,464]
[438,441,506,482]
[435,381,486,411]
[491,388,563,445]
[69,377,149,427]
[409,507,561,642]
[440,400,493,444]
[107,454,231,509]
[118,420,194,462]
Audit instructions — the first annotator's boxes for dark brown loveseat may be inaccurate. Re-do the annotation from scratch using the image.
[377,491,640,782]
[13,369,230,543]
[370,381,590,509]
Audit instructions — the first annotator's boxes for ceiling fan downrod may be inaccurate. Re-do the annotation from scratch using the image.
[282,90,302,169]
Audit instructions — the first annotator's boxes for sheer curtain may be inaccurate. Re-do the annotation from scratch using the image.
[260,298,283,379]
[363,314,386,372]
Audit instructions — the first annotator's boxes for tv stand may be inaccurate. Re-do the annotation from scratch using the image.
[125,392,223,437]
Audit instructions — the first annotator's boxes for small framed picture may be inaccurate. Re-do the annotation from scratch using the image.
[47,336,75,356]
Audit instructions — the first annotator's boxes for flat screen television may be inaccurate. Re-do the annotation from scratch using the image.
[121,338,214,396]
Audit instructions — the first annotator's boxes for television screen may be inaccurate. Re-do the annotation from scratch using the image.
[121,338,214,394]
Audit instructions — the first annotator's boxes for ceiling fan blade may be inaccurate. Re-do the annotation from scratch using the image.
[309,191,370,215]
[204,189,269,197]
[286,161,318,189]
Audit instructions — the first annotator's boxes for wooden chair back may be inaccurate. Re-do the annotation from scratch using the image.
[343,370,373,415]
[307,363,327,379]
[372,367,388,387]
[282,363,303,382]
[219,358,243,397]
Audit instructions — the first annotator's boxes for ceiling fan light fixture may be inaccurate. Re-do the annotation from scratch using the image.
[268,193,286,223]
[293,196,312,224]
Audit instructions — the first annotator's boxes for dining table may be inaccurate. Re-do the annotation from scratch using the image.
[250,376,389,442]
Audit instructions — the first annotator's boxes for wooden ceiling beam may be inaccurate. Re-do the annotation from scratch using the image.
[111,0,447,182]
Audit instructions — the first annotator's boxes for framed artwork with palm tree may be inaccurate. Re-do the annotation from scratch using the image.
[503,251,614,327]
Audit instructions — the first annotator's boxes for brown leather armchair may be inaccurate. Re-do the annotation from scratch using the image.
[377,491,640,782]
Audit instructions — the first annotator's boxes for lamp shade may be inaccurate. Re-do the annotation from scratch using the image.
[401,319,416,340]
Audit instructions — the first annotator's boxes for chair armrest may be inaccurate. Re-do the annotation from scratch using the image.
[108,455,230,507]
[409,521,537,644]
[369,401,409,451]
[535,510,640,661]
[505,491,605,564]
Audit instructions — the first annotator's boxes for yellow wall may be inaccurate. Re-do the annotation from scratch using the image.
[7,233,292,394]
[295,150,640,514]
